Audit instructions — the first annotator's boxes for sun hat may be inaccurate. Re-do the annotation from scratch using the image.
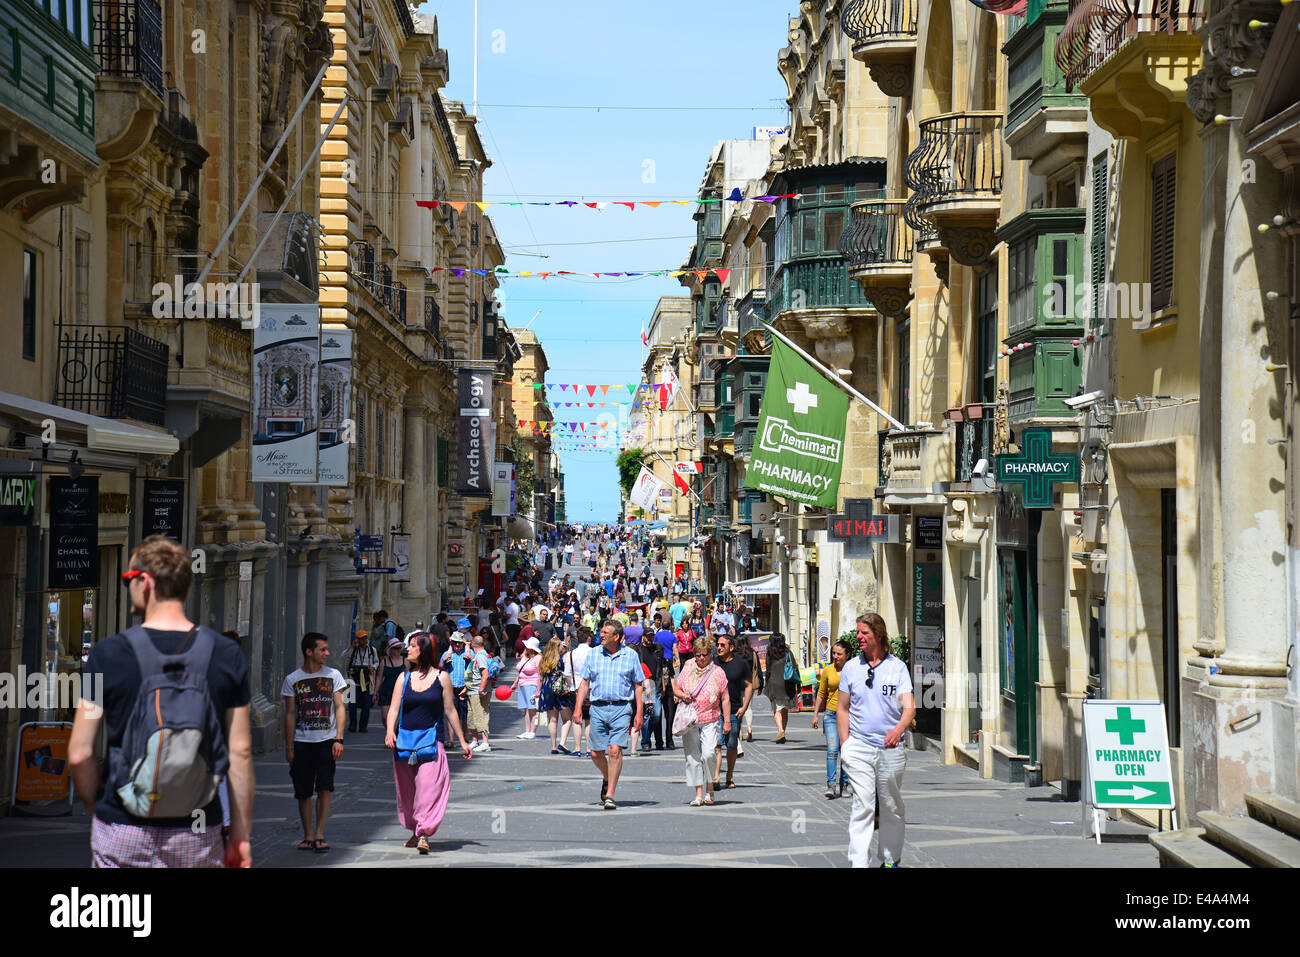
[457,617,472,629]
[522,637,542,653]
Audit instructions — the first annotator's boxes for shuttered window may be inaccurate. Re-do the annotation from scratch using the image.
[1149,152,1176,313]
[437,436,450,488]
[356,396,367,474]
[375,404,385,478]
[1091,152,1108,325]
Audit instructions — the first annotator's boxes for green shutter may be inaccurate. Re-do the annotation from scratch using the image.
[1090,152,1108,326]
[1149,152,1176,312]
[1036,232,1083,326]
[437,436,450,488]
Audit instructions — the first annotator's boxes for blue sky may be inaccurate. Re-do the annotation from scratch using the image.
[417,0,797,521]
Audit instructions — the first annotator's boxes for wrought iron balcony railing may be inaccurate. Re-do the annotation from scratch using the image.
[424,296,441,337]
[841,0,919,42]
[840,199,915,267]
[379,264,393,308]
[1054,0,1205,90]
[903,112,1003,234]
[54,325,168,426]
[93,0,163,95]
[394,281,406,324]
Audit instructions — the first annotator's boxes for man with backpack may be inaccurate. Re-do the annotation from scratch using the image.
[373,610,402,650]
[68,535,253,867]
[282,633,349,853]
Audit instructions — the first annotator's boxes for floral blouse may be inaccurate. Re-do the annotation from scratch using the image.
[676,660,728,725]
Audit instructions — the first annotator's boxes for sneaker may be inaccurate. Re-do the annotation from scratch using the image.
[602,797,617,811]
[557,745,572,755]
[522,731,536,739]
[476,743,492,754]
[600,779,608,803]
[880,861,899,869]
[516,732,530,739]
[825,785,836,799]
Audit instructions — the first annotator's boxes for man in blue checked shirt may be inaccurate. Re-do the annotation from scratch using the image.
[439,632,473,746]
[572,620,644,810]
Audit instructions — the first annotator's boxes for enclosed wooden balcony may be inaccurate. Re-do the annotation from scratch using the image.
[876,427,950,503]
[840,0,918,97]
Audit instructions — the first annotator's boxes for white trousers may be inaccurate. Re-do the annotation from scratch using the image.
[680,721,721,788]
[841,737,907,867]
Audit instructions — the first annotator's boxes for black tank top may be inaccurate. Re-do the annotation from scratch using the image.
[400,671,444,731]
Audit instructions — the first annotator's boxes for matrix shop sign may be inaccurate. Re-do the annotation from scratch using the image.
[996,428,1078,508]
[0,476,37,526]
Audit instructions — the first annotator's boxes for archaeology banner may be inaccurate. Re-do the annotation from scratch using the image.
[252,304,320,483]
[316,328,353,487]
[457,370,494,497]
[744,338,848,508]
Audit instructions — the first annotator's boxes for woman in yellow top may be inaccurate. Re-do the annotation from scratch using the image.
[812,639,852,798]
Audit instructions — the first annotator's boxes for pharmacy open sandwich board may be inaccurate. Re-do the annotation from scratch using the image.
[1082,699,1176,841]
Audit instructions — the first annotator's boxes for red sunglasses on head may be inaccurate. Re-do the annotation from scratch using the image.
[121,570,151,585]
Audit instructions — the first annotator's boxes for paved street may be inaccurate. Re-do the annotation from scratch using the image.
[0,678,1158,868]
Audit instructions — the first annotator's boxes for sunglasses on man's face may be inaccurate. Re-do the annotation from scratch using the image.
[121,570,150,586]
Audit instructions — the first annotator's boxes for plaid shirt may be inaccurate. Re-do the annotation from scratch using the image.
[580,643,643,702]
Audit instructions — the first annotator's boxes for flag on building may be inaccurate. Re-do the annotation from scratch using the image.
[743,337,848,508]
[641,327,649,348]
[629,465,665,510]
[674,460,701,495]
[662,362,681,410]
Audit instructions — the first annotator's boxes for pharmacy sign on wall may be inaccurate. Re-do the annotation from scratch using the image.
[1082,699,1175,809]
[996,428,1077,508]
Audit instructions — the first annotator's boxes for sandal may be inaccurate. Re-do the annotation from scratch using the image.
[404,835,420,848]
[417,836,429,855]
[703,794,714,805]
[313,839,330,853]
[724,779,736,789]
[689,797,703,807]
[297,838,315,851]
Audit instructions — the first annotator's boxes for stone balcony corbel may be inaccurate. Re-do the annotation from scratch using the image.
[1078,32,1203,140]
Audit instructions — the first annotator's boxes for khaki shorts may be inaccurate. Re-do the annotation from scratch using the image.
[467,692,491,732]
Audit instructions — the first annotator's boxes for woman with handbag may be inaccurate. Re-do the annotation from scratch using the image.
[385,633,474,855]
[508,636,543,739]
[671,636,731,806]
[538,637,578,754]
[764,632,795,743]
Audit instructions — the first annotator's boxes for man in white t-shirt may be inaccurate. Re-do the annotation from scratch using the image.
[837,613,915,868]
[282,633,349,853]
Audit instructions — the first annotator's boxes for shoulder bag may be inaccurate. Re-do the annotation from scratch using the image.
[395,674,441,765]
[672,663,718,737]
[552,651,573,697]
[783,652,799,699]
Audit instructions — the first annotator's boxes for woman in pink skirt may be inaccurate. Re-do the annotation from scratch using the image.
[385,633,474,854]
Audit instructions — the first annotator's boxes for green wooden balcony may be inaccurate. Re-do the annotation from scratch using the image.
[768,255,870,317]
[0,0,100,216]
[996,208,1086,420]
[1003,0,1088,174]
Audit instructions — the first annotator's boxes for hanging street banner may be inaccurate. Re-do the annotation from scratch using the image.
[744,338,848,508]
[141,479,184,540]
[317,328,353,487]
[391,533,411,583]
[996,428,1078,509]
[492,462,514,517]
[1082,699,1175,809]
[49,476,98,590]
[458,370,495,497]
[252,304,320,482]
[629,465,665,511]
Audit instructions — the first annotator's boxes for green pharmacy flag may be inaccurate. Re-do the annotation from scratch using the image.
[744,338,848,508]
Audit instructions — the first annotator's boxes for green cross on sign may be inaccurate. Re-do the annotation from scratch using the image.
[996,428,1079,508]
[1105,706,1146,745]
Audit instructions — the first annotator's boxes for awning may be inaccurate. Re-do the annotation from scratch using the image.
[724,573,781,596]
[664,536,692,547]
[508,515,535,539]
[0,390,179,456]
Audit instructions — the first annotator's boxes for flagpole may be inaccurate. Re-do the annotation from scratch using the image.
[760,321,907,431]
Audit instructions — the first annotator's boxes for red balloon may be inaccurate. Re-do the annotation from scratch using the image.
[494,685,512,701]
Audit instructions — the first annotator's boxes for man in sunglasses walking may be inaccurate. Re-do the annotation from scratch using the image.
[837,612,915,868]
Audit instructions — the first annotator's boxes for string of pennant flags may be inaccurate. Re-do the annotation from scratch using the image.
[414,188,800,213]
[430,265,739,281]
